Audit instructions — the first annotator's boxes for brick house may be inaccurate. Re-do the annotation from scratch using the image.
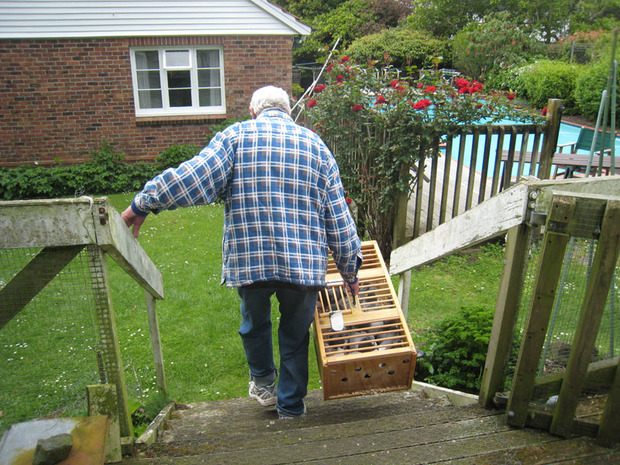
[0,1,310,167]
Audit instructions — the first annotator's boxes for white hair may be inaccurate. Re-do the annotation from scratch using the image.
[249,86,291,115]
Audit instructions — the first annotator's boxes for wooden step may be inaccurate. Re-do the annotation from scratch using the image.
[122,388,620,464]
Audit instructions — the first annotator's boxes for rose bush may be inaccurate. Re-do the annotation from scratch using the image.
[304,57,542,258]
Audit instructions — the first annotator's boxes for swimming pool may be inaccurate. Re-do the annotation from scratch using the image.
[442,120,619,177]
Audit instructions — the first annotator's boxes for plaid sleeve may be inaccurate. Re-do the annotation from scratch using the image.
[324,157,362,282]
[133,127,237,214]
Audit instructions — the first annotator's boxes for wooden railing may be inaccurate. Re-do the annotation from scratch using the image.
[391,176,620,445]
[393,99,563,246]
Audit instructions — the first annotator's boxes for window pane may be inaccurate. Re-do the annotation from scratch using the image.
[169,89,192,107]
[167,71,191,89]
[165,50,190,68]
[199,88,222,107]
[197,50,219,68]
[138,90,162,108]
[135,51,159,70]
[198,69,221,87]
[137,70,161,89]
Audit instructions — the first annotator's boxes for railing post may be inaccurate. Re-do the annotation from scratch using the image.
[479,222,532,408]
[539,99,563,179]
[392,189,409,249]
[506,195,574,428]
[87,245,134,444]
[145,291,168,394]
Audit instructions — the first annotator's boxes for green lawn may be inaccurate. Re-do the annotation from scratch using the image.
[105,193,504,407]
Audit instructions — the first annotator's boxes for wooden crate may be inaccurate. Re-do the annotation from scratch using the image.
[313,240,416,400]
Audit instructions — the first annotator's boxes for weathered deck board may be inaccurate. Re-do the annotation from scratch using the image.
[122,388,620,464]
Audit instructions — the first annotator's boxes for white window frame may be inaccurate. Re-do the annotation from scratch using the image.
[130,46,226,117]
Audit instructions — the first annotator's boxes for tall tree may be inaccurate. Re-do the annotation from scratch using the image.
[271,0,349,21]
[406,0,514,38]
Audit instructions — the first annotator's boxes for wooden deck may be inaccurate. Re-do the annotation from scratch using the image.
[123,386,620,464]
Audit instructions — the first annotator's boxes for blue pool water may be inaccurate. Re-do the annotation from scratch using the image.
[443,120,619,177]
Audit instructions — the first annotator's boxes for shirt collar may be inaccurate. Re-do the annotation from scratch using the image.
[256,108,294,122]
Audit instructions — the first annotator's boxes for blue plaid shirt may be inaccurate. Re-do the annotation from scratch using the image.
[132,109,362,287]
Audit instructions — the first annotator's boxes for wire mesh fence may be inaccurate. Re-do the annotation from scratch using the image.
[503,198,620,414]
[0,247,102,436]
[0,247,153,439]
[0,197,165,443]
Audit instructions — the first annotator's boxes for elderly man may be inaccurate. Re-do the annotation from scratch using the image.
[122,86,362,419]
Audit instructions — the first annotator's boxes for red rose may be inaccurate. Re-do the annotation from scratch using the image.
[345,198,352,205]
[375,95,386,105]
[336,75,344,83]
[352,104,363,112]
[313,84,326,93]
[424,85,436,93]
[507,93,516,100]
[411,99,431,110]
[455,78,469,88]
[340,56,350,63]
[391,79,399,88]
[308,99,317,108]
[417,82,424,89]
[542,107,548,116]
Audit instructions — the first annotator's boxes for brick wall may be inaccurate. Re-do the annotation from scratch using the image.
[0,36,293,167]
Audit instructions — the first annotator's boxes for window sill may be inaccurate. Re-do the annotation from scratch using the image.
[135,114,228,126]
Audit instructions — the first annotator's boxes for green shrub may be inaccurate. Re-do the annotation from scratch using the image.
[345,27,452,72]
[156,144,201,171]
[518,59,583,113]
[0,142,158,200]
[452,12,543,82]
[415,306,494,393]
[484,63,529,94]
[574,59,620,122]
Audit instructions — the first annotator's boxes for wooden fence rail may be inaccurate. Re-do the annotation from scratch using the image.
[395,99,563,245]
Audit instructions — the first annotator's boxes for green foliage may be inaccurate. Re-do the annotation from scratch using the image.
[406,0,506,39]
[574,58,620,123]
[156,144,201,171]
[272,0,348,22]
[416,306,494,393]
[518,59,583,113]
[310,0,374,49]
[452,12,544,82]
[292,0,412,66]
[569,1,620,34]
[131,390,171,437]
[484,63,529,94]
[0,142,158,200]
[346,27,451,71]
[305,57,541,257]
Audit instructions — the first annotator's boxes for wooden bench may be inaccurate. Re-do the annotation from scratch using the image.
[555,127,615,177]
[501,150,619,179]
[501,126,617,179]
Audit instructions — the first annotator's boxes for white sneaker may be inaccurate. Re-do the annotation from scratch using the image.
[249,380,277,407]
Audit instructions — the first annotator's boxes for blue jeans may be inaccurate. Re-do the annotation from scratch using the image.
[237,285,318,416]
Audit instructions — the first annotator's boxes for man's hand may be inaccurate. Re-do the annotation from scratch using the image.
[121,205,146,238]
[344,278,359,297]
